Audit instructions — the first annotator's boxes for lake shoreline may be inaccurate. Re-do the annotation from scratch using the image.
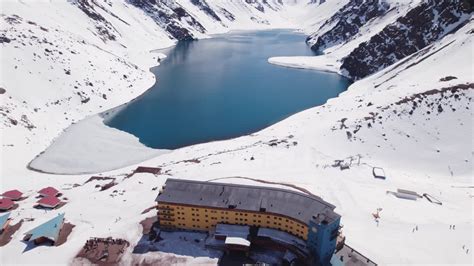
[28,30,350,174]
[107,30,350,149]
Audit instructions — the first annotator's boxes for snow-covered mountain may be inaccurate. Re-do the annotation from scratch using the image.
[305,0,472,80]
[0,0,321,173]
[0,0,473,265]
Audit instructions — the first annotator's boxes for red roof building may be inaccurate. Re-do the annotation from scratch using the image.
[2,189,23,200]
[38,187,60,197]
[0,198,14,211]
[36,196,61,209]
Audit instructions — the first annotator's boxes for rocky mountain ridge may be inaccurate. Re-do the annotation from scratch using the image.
[306,0,472,80]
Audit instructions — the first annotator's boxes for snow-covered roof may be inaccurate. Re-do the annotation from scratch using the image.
[156,178,340,224]
[225,237,250,247]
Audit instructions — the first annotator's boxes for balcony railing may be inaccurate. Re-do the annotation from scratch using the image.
[158,212,175,216]
[159,217,175,221]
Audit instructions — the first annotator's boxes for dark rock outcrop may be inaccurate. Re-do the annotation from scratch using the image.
[0,36,11,43]
[190,0,221,22]
[128,0,205,40]
[340,0,472,80]
[72,0,118,41]
[308,0,391,52]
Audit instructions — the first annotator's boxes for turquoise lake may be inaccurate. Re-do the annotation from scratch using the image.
[107,30,351,149]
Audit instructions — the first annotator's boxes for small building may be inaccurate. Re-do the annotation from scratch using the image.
[134,166,161,175]
[331,243,377,266]
[156,178,341,265]
[24,213,65,245]
[224,237,250,253]
[38,187,60,197]
[214,224,249,240]
[394,189,420,201]
[0,212,11,234]
[36,197,61,209]
[372,167,386,179]
[2,190,23,201]
[0,198,14,211]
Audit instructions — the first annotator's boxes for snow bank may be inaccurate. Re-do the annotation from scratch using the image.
[268,55,341,74]
[28,115,168,174]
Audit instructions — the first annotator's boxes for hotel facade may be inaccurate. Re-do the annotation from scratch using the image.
[156,178,341,265]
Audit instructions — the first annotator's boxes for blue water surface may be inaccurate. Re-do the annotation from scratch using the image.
[107,30,351,149]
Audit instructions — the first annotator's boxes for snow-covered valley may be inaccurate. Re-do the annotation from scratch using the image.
[1,0,473,265]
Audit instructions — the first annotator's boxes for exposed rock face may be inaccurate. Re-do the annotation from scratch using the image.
[190,0,221,22]
[340,0,472,80]
[127,0,206,40]
[245,0,266,13]
[72,0,120,42]
[308,0,391,52]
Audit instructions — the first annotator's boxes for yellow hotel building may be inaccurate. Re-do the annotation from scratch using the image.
[155,178,341,265]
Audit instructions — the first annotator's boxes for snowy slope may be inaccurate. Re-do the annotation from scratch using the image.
[0,0,473,265]
[0,0,322,176]
[271,0,472,81]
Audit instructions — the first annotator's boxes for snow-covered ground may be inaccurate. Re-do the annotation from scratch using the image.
[1,0,473,265]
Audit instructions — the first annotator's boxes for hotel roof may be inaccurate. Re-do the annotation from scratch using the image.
[156,178,340,224]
